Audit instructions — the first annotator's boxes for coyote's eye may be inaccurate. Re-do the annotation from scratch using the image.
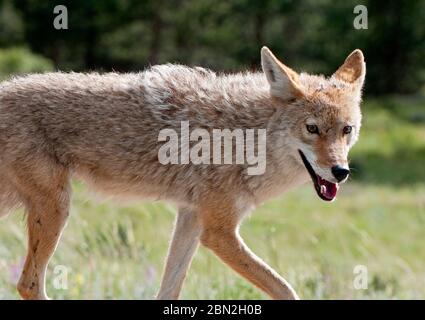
[306,124,319,134]
[343,126,352,134]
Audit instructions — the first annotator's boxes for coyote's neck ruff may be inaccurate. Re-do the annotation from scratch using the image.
[0,47,365,300]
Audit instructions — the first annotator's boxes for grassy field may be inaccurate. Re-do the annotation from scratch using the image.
[0,96,424,299]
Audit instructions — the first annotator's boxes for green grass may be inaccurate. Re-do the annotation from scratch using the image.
[0,95,424,299]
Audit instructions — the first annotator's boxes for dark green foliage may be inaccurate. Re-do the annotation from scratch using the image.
[0,0,423,94]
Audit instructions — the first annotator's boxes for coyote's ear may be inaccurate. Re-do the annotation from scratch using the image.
[333,49,366,87]
[261,46,304,100]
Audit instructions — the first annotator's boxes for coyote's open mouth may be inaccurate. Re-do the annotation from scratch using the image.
[298,150,339,201]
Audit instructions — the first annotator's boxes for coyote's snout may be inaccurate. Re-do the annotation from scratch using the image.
[0,46,365,300]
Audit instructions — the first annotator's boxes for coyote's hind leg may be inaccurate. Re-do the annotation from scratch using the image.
[12,165,71,300]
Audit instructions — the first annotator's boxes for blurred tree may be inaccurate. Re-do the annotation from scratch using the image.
[0,47,53,79]
[365,0,425,94]
[0,0,24,46]
[0,0,423,94]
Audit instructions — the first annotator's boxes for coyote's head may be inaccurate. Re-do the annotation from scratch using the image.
[261,47,366,201]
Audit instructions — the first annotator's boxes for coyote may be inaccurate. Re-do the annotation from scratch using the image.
[0,47,365,300]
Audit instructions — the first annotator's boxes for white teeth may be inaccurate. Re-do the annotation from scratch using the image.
[320,185,327,195]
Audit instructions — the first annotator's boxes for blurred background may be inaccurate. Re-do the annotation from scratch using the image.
[0,0,424,299]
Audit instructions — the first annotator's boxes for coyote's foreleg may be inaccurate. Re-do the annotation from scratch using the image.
[157,207,202,299]
[200,204,299,300]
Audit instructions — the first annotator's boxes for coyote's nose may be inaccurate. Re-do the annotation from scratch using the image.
[331,165,350,182]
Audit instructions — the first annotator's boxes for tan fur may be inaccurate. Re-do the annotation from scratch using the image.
[0,47,365,300]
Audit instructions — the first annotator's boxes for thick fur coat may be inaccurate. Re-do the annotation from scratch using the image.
[0,47,365,300]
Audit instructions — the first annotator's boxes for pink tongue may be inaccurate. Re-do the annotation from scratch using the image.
[317,176,338,200]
